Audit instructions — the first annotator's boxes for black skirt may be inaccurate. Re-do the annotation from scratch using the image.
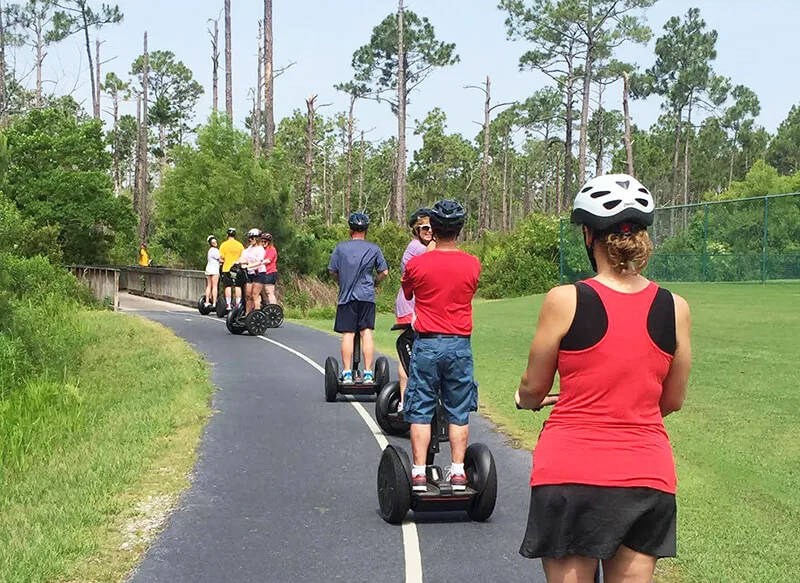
[519,484,677,560]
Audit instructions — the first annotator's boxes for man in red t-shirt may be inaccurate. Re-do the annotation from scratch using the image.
[401,199,481,493]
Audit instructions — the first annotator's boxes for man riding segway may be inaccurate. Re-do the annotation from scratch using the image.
[401,199,481,492]
[328,212,389,386]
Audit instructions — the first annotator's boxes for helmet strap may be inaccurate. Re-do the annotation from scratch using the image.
[583,227,598,273]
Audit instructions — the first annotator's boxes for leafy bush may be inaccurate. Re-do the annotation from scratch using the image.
[467,213,560,298]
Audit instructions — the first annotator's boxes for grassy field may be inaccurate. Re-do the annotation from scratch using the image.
[0,311,215,583]
[297,282,800,583]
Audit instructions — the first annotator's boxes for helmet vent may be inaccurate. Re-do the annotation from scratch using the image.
[615,180,631,190]
[603,200,622,210]
[580,185,593,193]
[636,198,650,207]
[590,190,612,199]
[638,187,650,195]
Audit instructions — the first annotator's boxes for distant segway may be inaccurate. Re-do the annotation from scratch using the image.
[374,323,415,436]
[377,347,497,524]
[225,302,284,336]
[324,332,390,402]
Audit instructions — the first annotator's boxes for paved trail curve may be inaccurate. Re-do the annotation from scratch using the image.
[121,294,545,583]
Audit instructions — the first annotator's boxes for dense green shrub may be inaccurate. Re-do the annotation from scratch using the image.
[466,213,560,298]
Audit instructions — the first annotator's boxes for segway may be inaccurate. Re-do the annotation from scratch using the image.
[374,324,415,436]
[324,332,390,402]
[377,361,497,524]
[225,302,285,336]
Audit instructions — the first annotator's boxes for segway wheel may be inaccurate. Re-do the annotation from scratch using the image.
[375,381,410,436]
[464,442,498,522]
[324,357,339,402]
[262,304,284,328]
[225,305,247,335]
[215,297,228,318]
[374,356,390,391]
[197,295,212,315]
[245,309,269,336]
[377,445,412,524]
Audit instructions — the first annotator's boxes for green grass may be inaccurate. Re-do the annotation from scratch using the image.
[0,311,215,583]
[295,282,800,583]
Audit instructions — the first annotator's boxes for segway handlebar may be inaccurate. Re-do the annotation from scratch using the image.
[515,393,559,411]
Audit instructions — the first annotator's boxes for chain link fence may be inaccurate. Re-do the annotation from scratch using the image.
[559,192,800,283]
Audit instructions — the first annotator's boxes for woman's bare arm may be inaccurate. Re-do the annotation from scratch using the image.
[516,286,575,410]
[660,294,692,416]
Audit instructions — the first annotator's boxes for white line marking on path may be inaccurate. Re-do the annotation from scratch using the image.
[198,316,423,583]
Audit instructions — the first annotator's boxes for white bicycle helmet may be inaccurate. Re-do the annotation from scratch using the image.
[571,173,654,232]
[246,228,261,238]
[207,235,217,244]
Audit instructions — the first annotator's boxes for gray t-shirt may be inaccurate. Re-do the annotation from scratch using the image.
[328,239,389,305]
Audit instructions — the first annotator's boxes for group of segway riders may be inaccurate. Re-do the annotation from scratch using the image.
[327,173,692,583]
[201,227,280,317]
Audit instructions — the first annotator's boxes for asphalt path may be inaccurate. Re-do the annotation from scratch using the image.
[122,294,546,583]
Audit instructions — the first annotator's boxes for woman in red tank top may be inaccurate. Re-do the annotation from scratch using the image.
[515,174,692,583]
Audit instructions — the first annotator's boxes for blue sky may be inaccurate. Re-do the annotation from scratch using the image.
[17,0,800,153]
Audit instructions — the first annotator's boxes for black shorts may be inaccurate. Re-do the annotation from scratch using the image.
[246,272,268,285]
[264,272,278,285]
[519,484,677,560]
[222,269,247,287]
[334,301,376,333]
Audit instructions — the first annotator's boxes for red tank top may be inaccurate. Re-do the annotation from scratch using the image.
[530,279,677,494]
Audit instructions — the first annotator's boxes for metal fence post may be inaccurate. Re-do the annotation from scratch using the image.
[559,218,565,284]
[761,196,769,283]
[701,203,709,281]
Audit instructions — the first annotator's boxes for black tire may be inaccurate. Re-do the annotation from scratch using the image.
[197,295,212,315]
[374,356,390,391]
[245,309,269,336]
[377,445,412,524]
[465,442,497,522]
[375,381,410,436]
[215,296,228,318]
[225,305,247,335]
[262,303,284,328]
[324,357,339,402]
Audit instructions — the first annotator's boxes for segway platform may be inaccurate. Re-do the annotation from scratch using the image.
[225,303,284,336]
[324,332,390,402]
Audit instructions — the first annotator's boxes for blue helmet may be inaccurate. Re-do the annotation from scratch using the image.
[429,200,466,230]
[348,212,370,232]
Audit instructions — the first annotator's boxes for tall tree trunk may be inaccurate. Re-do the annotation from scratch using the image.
[224,0,233,121]
[394,0,406,223]
[323,153,331,225]
[501,131,509,231]
[523,166,531,216]
[303,94,315,218]
[112,91,120,194]
[479,75,491,232]
[578,39,593,184]
[623,71,634,176]
[137,32,150,244]
[555,151,563,215]
[359,130,365,210]
[671,110,682,205]
[78,8,99,119]
[728,132,736,188]
[95,38,102,120]
[564,74,575,204]
[35,26,43,107]
[595,108,604,177]
[211,16,219,112]
[346,94,355,216]
[253,22,263,158]
[133,92,141,215]
[683,97,693,227]
[263,0,275,153]
[0,0,7,128]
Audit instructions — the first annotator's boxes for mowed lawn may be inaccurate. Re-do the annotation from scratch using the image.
[298,282,800,583]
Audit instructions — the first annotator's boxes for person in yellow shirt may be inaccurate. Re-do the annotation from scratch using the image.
[219,228,245,311]
[139,243,150,267]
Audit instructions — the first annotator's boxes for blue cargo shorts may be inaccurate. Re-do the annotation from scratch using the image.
[404,336,479,426]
